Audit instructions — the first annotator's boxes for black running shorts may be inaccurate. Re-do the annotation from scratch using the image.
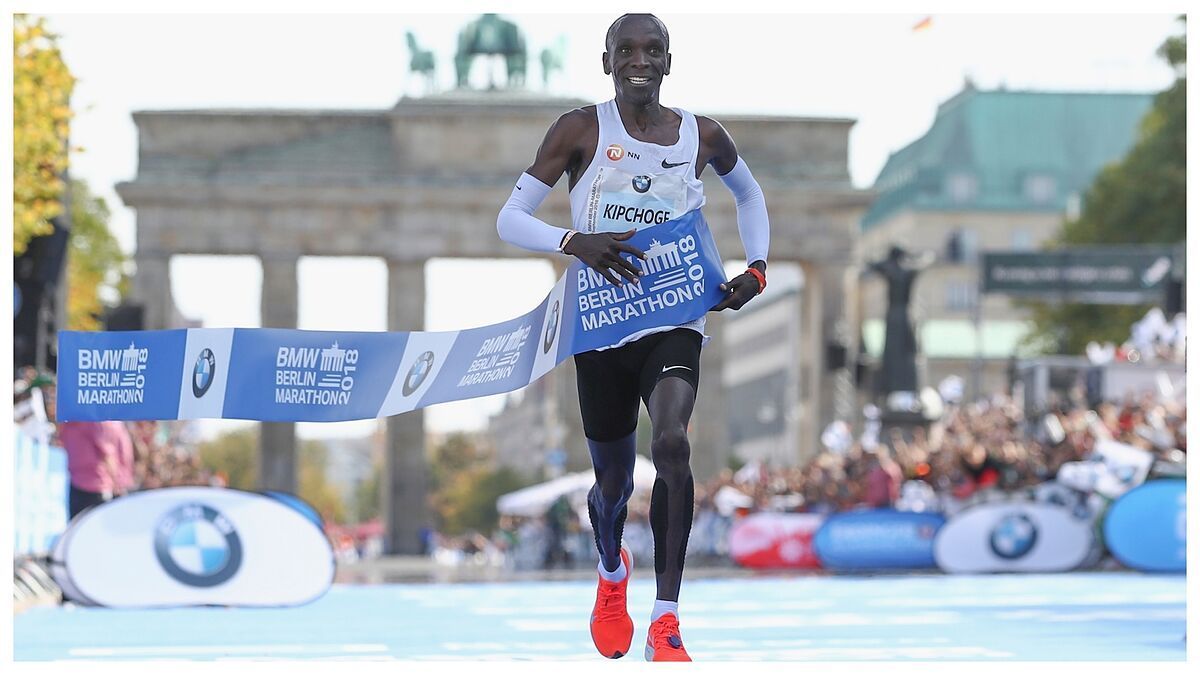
[573,328,702,442]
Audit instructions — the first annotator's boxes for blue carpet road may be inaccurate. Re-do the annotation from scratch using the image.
[14,572,1186,661]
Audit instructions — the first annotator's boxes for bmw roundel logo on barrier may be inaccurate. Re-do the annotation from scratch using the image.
[192,348,216,398]
[543,300,560,354]
[632,175,652,193]
[402,350,436,396]
[989,513,1038,560]
[154,503,243,587]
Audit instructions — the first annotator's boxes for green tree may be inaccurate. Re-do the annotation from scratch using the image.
[1025,18,1186,353]
[197,427,258,490]
[428,433,535,535]
[197,428,348,524]
[352,465,381,523]
[298,439,347,524]
[438,466,531,536]
[14,15,74,255]
[66,180,128,331]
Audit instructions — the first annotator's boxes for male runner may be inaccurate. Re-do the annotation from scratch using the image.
[496,14,769,661]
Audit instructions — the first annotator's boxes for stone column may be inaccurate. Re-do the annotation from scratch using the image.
[798,260,857,464]
[817,262,857,439]
[799,261,824,462]
[132,252,173,330]
[691,311,728,481]
[384,259,430,555]
[259,253,298,494]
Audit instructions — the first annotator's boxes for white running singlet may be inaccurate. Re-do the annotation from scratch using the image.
[569,99,708,350]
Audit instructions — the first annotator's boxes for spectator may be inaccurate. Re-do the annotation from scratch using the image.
[57,418,134,518]
[862,449,902,508]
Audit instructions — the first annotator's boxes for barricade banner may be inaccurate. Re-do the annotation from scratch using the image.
[728,512,824,569]
[13,430,68,557]
[934,501,1094,573]
[1102,479,1185,573]
[49,487,333,608]
[56,210,727,422]
[813,510,944,570]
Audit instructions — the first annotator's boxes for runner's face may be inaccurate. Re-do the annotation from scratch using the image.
[603,17,670,106]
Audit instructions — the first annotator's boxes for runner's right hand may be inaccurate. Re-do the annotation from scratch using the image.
[564,229,646,286]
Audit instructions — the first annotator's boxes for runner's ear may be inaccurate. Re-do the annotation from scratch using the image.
[602,51,612,75]
[664,53,671,76]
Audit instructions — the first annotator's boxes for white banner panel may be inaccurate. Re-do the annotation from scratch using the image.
[377,330,460,417]
[934,501,1094,573]
[530,273,570,383]
[57,487,333,608]
[49,520,97,606]
[176,328,236,419]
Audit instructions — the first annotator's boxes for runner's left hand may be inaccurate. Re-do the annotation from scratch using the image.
[712,273,761,311]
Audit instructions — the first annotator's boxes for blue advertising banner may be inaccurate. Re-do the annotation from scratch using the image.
[1102,479,1185,573]
[813,510,945,570]
[58,210,727,422]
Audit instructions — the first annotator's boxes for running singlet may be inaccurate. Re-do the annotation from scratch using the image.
[568,99,708,349]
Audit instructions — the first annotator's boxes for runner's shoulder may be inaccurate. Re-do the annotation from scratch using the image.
[540,106,598,158]
[550,105,599,138]
[695,115,731,143]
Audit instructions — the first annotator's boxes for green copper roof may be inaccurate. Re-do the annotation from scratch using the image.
[862,86,1154,229]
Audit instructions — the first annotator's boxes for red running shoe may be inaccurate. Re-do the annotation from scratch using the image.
[589,547,633,658]
[645,612,691,662]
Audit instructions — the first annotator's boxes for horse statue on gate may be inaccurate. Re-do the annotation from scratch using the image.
[406,31,436,94]
[540,35,567,91]
[454,13,527,90]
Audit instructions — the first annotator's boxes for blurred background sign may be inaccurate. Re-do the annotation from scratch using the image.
[981,246,1182,304]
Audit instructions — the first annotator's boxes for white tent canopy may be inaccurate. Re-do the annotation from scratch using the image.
[497,455,657,518]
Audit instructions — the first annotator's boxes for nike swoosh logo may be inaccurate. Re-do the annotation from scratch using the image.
[516,185,522,190]
[661,159,687,169]
[662,365,692,373]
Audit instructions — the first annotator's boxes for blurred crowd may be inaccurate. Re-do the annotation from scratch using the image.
[14,367,221,517]
[470,384,1186,570]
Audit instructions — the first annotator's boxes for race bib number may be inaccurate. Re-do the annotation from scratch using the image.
[583,166,686,233]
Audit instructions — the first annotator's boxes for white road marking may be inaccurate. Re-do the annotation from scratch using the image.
[68,644,388,657]
[507,611,961,632]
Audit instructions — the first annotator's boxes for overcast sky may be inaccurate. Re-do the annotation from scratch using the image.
[42,10,1181,439]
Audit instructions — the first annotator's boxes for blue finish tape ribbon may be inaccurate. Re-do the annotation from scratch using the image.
[57,210,727,422]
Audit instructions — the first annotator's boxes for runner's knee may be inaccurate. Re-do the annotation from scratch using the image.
[651,425,690,474]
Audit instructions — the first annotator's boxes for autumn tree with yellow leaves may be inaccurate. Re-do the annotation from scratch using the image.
[14,14,74,256]
[15,16,128,332]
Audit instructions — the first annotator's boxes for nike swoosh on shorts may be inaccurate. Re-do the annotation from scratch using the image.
[662,365,692,373]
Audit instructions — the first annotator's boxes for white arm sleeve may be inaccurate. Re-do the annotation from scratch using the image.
[718,157,770,265]
[496,172,570,253]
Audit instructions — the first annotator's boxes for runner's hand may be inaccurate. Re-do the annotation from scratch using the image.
[564,229,646,286]
[712,272,761,311]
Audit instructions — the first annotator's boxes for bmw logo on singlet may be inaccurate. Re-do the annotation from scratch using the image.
[192,348,216,398]
[154,504,243,587]
[632,175,652,193]
[543,300,560,354]
[989,513,1038,560]
[402,350,436,396]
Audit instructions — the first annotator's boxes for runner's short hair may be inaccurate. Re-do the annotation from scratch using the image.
[605,14,669,53]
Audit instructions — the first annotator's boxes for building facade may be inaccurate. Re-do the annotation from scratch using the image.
[859,83,1154,399]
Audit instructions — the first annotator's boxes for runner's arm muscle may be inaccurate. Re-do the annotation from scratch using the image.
[699,116,770,311]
